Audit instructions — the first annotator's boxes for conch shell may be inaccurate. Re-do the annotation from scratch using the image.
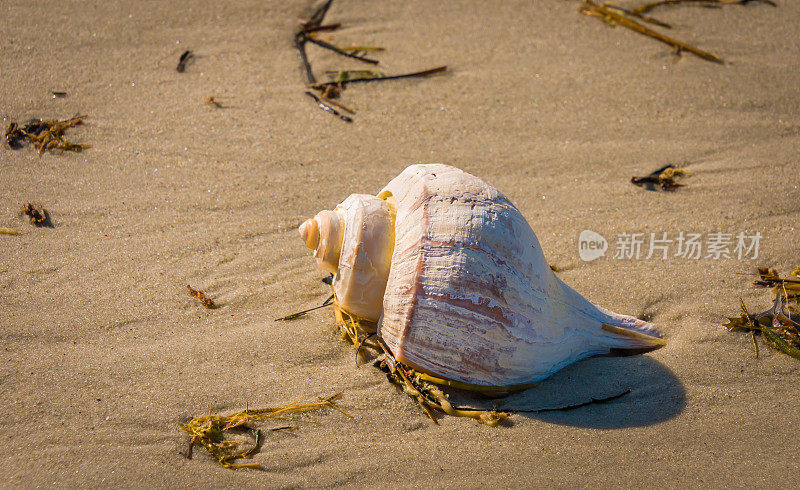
[300,164,664,388]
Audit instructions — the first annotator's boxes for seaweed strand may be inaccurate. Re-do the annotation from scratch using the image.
[304,91,353,123]
[310,65,448,90]
[581,0,723,63]
[305,36,380,64]
[632,0,776,16]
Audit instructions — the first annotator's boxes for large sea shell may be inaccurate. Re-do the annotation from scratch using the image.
[300,164,664,388]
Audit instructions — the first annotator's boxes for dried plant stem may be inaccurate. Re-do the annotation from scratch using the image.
[303,23,340,34]
[295,33,316,85]
[320,96,355,114]
[603,4,673,28]
[305,36,380,64]
[311,65,448,90]
[0,228,19,235]
[632,0,776,16]
[582,0,723,63]
[518,390,632,413]
[304,91,353,123]
[752,330,760,358]
[275,294,334,321]
[305,0,334,28]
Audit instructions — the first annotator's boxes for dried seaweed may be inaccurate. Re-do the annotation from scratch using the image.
[632,0,776,16]
[753,267,800,299]
[584,0,775,61]
[320,93,355,113]
[5,122,23,148]
[187,285,217,309]
[377,337,510,426]
[205,96,223,108]
[294,0,447,122]
[275,294,334,321]
[22,202,51,227]
[305,35,380,64]
[182,393,351,469]
[549,263,571,273]
[725,267,800,361]
[5,116,90,155]
[334,302,381,364]
[177,50,194,72]
[310,66,448,91]
[332,303,509,426]
[581,0,723,63]
[631,164,688,191]
[602,4,673,28]
[305,91,353,123]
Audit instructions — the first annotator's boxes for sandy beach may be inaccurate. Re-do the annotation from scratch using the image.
[2,0,799,486]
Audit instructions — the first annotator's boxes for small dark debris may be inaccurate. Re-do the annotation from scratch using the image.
[177,50,194,72]
[22,202,52,227]
[631,164,687,191]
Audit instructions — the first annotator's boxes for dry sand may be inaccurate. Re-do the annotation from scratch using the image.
[2,0,799,487]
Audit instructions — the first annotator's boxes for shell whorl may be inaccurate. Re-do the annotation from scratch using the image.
[376,163,663,386]
[300,209,344,274]
[300,194,395,322]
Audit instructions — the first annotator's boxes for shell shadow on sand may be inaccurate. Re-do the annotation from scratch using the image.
[449,356,685,430]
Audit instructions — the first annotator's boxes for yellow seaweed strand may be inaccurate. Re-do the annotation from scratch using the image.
[581,0,723,63]
[182,393,349,469]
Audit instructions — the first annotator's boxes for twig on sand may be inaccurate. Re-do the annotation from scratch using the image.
[581,0,723,63]
[517,389,632,413]
[632,0,776,16]
[310,66,448,90]
[275,294,335,321]
[304,91,353,123]
[304,35,380,64]
[293,0,447,122]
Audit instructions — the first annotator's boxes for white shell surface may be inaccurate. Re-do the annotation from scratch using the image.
[377,164,661,386]
[332,194,394,322]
